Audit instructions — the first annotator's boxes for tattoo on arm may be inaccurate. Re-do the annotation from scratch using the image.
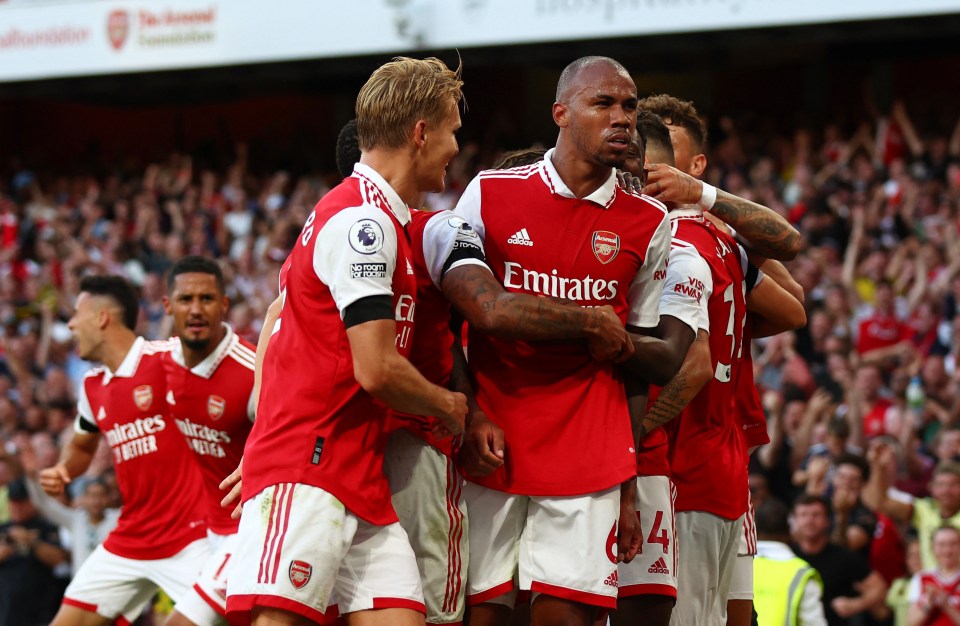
[711,191,801,261]
[443,265,593,340]
[641,369,692,434]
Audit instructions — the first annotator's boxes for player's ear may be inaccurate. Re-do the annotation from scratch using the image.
[689,153,707,178]
[552,102,569,129]
[412,119,428,150]
[162,295,171,316]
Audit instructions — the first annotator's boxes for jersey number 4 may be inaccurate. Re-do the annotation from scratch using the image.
[636,510,670,554]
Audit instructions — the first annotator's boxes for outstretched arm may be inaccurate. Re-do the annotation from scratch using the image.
[641,163,801,261]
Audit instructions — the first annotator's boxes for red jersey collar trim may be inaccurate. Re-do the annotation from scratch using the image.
[539,148,617,209]
[170,323,236,380]
[103,336,146,384]
[352,163,411,226]
[669,207,705,222]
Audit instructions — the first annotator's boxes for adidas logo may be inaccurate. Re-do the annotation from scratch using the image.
[507,228,534,246]
[603,571,618,587]
[406,259,414,275]
[96,406,107,422]
[648,557,670,575]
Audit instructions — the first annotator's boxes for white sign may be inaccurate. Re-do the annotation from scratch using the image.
[1,0,958,83]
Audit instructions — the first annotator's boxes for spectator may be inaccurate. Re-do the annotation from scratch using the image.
[907,526,960,626]
[885,535,922,626]
[790,494,888,626]
[20,444,118,576]
[805,453,877,555]
[754,498,827,626]
[0,478,69,626]
[865,444,960,570]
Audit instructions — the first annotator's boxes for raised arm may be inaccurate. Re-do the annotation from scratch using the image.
[641,163,801,261]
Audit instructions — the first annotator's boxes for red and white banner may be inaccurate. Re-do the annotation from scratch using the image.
[1,0,958,82]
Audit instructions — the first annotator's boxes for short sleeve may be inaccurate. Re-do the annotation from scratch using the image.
[313,205,399,318]
[657,244,713,336]
[74,379,99,434]
[453,175,486,242]
[906,573,922,603]
[626,212,671,328]
[421,210,489,288]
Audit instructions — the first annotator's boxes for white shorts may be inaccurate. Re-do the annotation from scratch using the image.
[618,475,678,599]
[62,538,210,625]
[670,511,742,626]
[384,429,468,625]
[463,480,621,610]
[727,554,754,601]
[226,483,424,624]
[738,497,757,557]
[175,531,237,626]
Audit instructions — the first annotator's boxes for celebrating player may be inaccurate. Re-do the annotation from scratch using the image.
[161,255,257,626]
[43,275,209,626]
[226,57,469,626]
[455,56,672,626]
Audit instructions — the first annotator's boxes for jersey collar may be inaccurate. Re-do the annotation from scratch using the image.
[169,323,236,380]
[352,163,411,226]
[669,207,705,221]
[539,148,618,209]
[102,336,146,384]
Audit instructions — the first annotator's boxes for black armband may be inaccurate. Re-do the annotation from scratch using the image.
[343,295,394,329]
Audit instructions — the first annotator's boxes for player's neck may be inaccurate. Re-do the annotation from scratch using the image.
[99,330,137,373]
[550,143,612,199]
[359,150,420,208]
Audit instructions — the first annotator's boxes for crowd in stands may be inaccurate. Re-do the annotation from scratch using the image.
[2,98,960,625]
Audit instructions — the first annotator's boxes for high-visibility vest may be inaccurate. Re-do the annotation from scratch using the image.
[755,554,823,626]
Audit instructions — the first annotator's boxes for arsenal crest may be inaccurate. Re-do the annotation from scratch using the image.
[207,395,226,421]
[592,231,620,265]
[133,385,153,411]
[107,10,129,51]
[289,560,312,589]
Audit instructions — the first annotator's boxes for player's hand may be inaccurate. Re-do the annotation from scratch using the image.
[641,163,705,205]
[38,463,71,497]
[586,305,632,362]
[459,412,505,477]
[617,479,642,563]
[616,169,645,193]
[437,391,467,437]
[219,458,243,520]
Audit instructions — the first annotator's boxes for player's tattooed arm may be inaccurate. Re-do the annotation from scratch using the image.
[621,317,696,387]
[638,330,712,437]
[441,264,631,359]
[641,163,801,261]
[709,191,802,261]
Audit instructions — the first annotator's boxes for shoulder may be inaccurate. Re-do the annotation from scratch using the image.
[477,163,542,181]
[616,188,669,217]
[143,338,175,355]
[227,337,257,372]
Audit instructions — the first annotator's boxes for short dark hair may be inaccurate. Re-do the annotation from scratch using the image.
[556,56,629,102]
[636,110,674,165]
[336,119,361,178]
[167,255,225,295]
[79,275,139,330]
[932,525,960,544]
[494,147,547,170]
[754,498,790,537]
[835,452,871,482]
[791,493,830,515]
[638,94,708,153]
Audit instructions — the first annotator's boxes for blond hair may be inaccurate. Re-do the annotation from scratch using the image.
[356,56,464,151]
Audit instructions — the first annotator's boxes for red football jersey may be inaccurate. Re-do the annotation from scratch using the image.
[454,151,670,496]
[636,242,709,478]
[390,209,488,457]
[242,163,418,526]
[659,210,749,520]
[736,320,769,451]
[856,314,910,354]
[911,570,960,626]
[75,338,207,559]
[164,325,256,535]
